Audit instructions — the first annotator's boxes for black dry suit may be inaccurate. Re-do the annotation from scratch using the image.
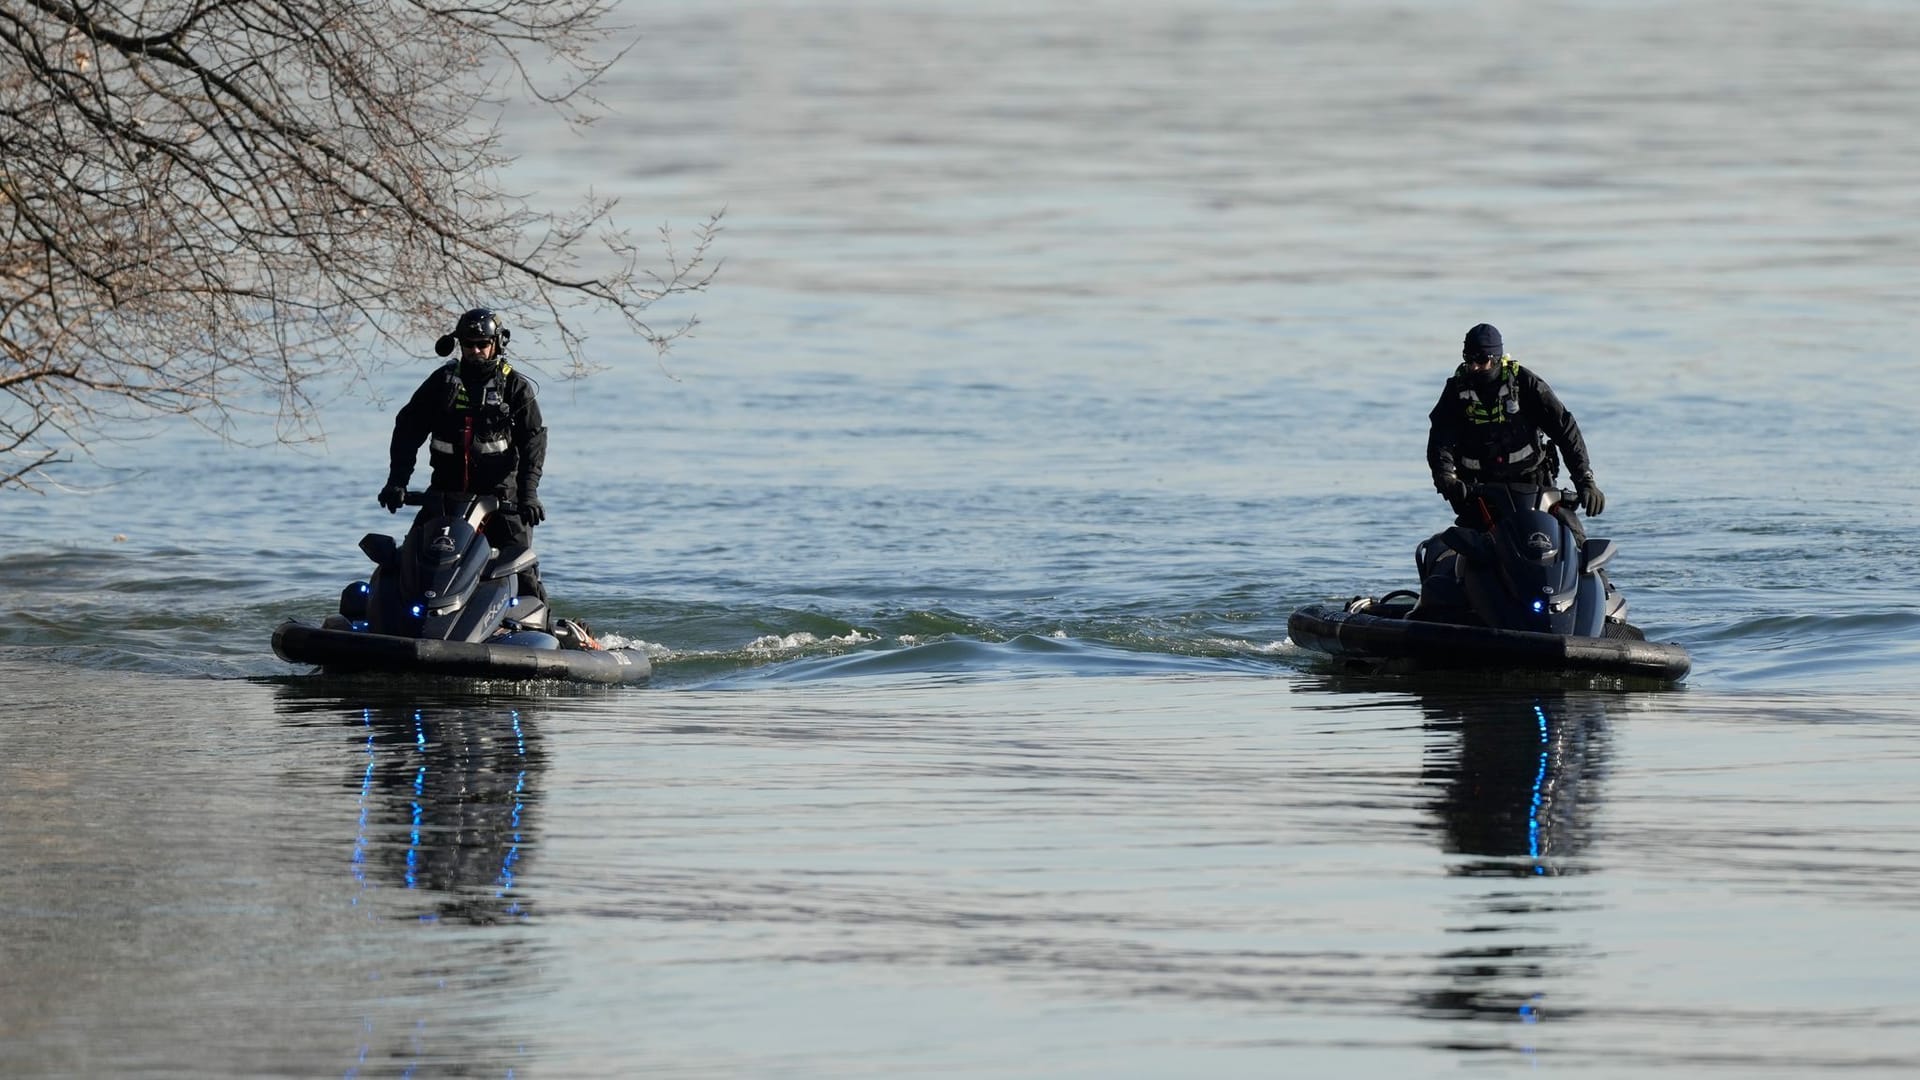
[1427,356,1593,493]
[388,360,546,501]
[386,360,549,597]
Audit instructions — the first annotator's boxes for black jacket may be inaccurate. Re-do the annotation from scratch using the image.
[1427,361,1592,489]
[387,362,546,499]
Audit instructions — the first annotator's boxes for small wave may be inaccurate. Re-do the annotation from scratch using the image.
[744,629,881,655]
[718,632,1268,686]
[1685,610,1920,688]
[590,633,670,659]
[1693,611,1920,641]
[1239,637,1297,657]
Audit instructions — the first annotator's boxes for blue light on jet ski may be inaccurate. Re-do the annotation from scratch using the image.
[410,604,424,618]
[509,597,520,607]
[1531,599,1545,613]
[356,582,369,594]
[351,620,368,632]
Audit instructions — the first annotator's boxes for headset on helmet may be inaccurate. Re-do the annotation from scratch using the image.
[435,307,512,357]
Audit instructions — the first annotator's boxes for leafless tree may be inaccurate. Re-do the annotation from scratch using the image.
[1,0,719,491]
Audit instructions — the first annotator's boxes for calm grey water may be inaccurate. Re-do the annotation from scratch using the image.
[5,1,1919,1075]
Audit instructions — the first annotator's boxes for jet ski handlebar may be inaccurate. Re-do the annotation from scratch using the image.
[1461,482,1586,515]
[398,490,528,519]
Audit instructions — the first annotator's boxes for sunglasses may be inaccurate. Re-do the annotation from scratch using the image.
[1465,353,1501,368]
[459,339,495,351]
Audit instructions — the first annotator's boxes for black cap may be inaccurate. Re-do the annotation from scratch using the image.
[1463,323,1503,360]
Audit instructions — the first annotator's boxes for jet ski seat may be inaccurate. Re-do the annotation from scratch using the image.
[484,545,537,581]
[1409,534,1473,624]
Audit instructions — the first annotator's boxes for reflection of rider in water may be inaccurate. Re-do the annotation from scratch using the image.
[351,705,546,925]
[1420,691,1612,876]
[272,686,548,1070]
[1413,691,1616,1026]
[1428,324,1605,545]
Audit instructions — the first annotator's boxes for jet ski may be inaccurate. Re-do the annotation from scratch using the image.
[273,491,651,684]
[1288,483,1690,683]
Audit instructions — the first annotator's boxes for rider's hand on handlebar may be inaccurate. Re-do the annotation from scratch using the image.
[1436,474,1469,507]
[1579,479,1606,517]
[378,483,407,513]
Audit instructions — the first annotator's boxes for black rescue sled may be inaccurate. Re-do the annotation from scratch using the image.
[1288,483,1690,683]
[274,492,650,684]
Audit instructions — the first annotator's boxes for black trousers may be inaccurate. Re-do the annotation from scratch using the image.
[482,512,547,601]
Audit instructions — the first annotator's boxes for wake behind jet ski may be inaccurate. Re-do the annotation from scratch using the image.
[274,491,650,684]
[1289,483,1690,683]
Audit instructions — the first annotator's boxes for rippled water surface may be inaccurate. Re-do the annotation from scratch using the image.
[5,0,1919,1075]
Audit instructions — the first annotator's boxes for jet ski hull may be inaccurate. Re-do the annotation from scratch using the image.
[1288,602,1691,683]
[273,620,651,685]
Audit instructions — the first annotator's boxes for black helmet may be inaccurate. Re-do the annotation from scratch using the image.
[437,307,511,358]
[455,307,509,348]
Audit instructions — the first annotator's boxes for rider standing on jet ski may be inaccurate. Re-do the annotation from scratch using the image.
[378,307,549,600]
[1427,323,1605,542]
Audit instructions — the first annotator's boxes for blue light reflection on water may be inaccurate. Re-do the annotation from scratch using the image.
[335,693,548,1076]
[497,710,528,916]
[1529,701,1551,873]
[352,709,376,907]
[408,710,426,895]
[342,704,540,924]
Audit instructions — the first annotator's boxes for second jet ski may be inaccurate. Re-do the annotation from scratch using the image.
[1288,483,1690,683]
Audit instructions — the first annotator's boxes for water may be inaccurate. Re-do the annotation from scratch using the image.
[4,0,1919,1074]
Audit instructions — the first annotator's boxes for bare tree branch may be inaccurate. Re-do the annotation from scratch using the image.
[1,0,720,490]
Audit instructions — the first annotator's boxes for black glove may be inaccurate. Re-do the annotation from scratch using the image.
[1578,478,1606,517]
[518,491,545,526]
[378,483,407,513]
[1435,473,1469,507]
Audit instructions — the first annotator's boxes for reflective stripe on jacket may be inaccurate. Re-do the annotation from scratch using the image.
[387,362,546,498]
[1427,358,1592,487]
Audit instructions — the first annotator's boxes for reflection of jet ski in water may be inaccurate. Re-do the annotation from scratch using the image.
[1414,691,1612,1024]
[1422,691,1611,876]
[274,491,650,683]
[348,704,546,924]
[271,684,550,1067]
[1289,483,1690,683]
